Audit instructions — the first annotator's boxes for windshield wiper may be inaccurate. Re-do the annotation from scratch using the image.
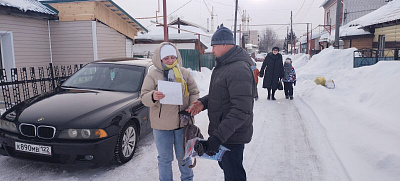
[93,88,114,91]
[61,85,80,89]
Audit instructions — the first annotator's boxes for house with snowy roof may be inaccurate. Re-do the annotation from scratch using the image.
[0,0,57,74]
[133,18,211,56]
[340,0,400,52]
[309,0,388,53]
[0,0,147,72]
[322,0,388,27]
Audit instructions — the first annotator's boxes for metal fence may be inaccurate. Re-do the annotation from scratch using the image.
[0,63,83,110]
[353,49,399,68]
[179,49,215,71]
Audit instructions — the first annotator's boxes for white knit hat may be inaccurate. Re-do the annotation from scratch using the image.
[160,44,177,60]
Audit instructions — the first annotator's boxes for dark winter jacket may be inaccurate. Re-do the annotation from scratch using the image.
[199,45,254,144]
[260,52,284,90]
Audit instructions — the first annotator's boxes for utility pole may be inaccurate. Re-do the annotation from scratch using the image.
[290,11,293,55]
[334,0,342,49]
[163,0,168,42]
[211,7,214,33]
[178,17,180,33]
[234,0,238,44]
[306,23,309,54]
[286,26,289,53]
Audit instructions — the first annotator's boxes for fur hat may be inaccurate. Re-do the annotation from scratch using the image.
[160,44,177,60]
[211,27,235,46]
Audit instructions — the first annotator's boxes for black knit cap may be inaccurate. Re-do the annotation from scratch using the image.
[272,47,279,51]
[211,27,235,46]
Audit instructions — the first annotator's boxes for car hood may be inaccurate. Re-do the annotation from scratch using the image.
[14,88,139,128]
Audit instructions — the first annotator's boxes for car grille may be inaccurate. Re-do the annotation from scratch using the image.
[37,126,56,139]
[19,124,56,139]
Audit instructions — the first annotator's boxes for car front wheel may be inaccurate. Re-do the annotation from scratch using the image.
[114,121,138,164]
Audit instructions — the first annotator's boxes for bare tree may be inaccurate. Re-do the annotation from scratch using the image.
[259,28,279,53]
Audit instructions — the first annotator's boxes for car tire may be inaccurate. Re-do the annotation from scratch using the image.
[114,121,138,164]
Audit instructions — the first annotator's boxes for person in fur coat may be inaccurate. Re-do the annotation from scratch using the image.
[260,47,284,100]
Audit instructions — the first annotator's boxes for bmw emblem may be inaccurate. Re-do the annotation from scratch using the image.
[37,117,44,122]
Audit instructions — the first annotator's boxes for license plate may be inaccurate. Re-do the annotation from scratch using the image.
[15,142,52,156]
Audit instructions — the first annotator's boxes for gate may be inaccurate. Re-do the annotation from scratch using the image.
[353,49,399,68]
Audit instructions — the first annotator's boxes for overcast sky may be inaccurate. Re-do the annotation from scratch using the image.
[112,0,325,39]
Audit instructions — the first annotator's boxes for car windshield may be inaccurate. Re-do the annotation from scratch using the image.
[62,63,145,92]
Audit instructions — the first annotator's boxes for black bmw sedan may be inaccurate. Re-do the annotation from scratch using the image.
[0,58,154,166]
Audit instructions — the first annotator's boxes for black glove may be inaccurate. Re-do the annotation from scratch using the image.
[204,136,221,156]
[194,140,205,156]
[259,73,264,77]
[294,81,296,86]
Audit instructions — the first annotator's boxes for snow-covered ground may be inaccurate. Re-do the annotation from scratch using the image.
[0,47,399,181]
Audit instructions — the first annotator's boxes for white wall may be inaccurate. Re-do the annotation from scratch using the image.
[0,31,15,79]
[96,21,126,59]
[126,38,133,57]
[0,15,52,68]
[50,20,94,65]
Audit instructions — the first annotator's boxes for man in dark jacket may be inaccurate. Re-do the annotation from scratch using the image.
[260,47,284,100]
[188,26,255,181]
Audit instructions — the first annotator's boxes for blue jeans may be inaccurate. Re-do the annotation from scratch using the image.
[218,144,246,181]
[153,128,193,181]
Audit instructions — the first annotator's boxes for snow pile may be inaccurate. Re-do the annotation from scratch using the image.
[190,67,212,97]
[294,47,400,181]
[296,47,356,80]
[287,53,309,69]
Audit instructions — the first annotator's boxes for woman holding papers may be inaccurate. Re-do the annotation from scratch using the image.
[140,42,199,181]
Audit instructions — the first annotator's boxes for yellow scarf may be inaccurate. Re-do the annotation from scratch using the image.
[165,60,189,97]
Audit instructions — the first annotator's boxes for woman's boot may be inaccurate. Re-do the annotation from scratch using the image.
[271,89,276,100]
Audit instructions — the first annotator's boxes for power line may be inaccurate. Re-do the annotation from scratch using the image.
[167,0,194,17]
[202,0,211,14]
[303,0,315,18]
[293,0,308,19]
[207,0,235,7]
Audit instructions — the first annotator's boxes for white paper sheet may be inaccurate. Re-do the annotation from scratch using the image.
[158,80,183,105]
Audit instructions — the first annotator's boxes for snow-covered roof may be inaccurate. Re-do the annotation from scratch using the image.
[136,25,212,51]
[360,0,400,27]
[298,36,307,43]
[169,18,208,33]
[339,23,370,37]
[339,0,400,37]
[0,0,57,15]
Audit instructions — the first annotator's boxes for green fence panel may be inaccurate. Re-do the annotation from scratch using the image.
[179,49,216,71]
[200,53,216,70]
[179,49,199,71]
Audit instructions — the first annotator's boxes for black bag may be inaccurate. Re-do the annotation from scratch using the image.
[278,80,283,90]
[179,110,203,168]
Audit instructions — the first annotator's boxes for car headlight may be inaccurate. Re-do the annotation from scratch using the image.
[0,119,18,133]
[58,129,108,139]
